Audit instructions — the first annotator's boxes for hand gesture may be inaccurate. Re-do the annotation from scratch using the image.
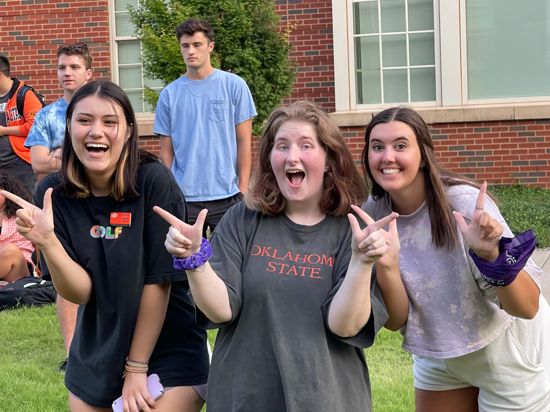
[453,181,503,261]
[0,188,55,249]
[153,206,208,257]
[347,205,399,265]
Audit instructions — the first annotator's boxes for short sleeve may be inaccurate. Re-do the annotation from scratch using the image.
[232,76,257,125]
[152,88,171,137]
[25,105,52,148]
[195,203,256,329]
[141,161,189,284]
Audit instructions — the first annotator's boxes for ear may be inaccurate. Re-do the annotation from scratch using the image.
[208,41,215,52]
[126,124,133,140]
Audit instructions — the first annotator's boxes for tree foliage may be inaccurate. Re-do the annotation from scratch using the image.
[129,0,295,133]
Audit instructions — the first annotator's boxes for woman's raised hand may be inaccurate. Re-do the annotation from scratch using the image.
[153,206,208,257]
[0,188,55,249]
[348,205,399,265]
[453,181,503,261]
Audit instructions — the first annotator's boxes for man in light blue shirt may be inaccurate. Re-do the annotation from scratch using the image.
[155,18,256,235]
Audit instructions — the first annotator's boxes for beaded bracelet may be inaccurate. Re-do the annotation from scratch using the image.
[469,229,537,287]
[173,238,213,271]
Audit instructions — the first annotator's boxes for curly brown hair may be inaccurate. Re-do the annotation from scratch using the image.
[0,172,33,217]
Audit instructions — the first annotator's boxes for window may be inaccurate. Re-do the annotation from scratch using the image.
[111,0,163,113]
[334,0,550,112]
[353,0,436,105]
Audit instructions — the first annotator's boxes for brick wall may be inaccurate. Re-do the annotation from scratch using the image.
[3,0,549,188]
[0,0,111,101]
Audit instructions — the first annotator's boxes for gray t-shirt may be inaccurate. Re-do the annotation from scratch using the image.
[363,184,542,358]
[200,202,388,411]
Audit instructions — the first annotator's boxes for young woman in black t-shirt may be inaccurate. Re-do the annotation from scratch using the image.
[2,80,208,412]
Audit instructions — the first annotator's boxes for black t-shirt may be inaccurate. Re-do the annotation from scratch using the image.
[35,160,208,407]
[201,202,388,411]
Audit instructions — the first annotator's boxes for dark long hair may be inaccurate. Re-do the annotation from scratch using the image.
[362,107,479,250]
[246,100,367,216]
[0,172,32,217]
[61,80,146,200]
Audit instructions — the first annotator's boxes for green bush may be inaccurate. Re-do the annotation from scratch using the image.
[491,185,550,248]
[129,0,295,134]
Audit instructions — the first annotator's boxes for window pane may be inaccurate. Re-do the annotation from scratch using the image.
[408,0,434,31]
[381,0,406,33]
[114,0,137,11]
[115,12,135,37]
[383,69,408,102]
[119,66,143,89]
[144,76,164,88]
[467,0,550,99]
[410,67,435,101]
[409,32,434,66]
[126,90,145,113]
[382,34,406,67]
[353,1,378,34]
[118,40,141,64]
[355,36,380,70]
[357,69,382,104]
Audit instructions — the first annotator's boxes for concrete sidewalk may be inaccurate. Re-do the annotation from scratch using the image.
[532,248,550,302]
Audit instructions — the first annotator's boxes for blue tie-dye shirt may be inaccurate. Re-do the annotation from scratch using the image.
[25,97,68,150]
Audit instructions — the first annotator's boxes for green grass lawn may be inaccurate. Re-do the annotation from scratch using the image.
[0,305,414,411]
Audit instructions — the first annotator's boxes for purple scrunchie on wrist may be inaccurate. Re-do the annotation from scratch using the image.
[173,238,213,271]
[469,229,537,287]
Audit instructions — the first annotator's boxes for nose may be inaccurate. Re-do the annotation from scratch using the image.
[381,147,395,163]
[286,145,300,164]
[89,120,103,137]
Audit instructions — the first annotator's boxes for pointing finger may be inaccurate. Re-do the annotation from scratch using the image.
[350,205,375,226]
[42,188,53,216]
[153,205,184,227]
[474,181,487,212]
[453,210,468,234]
[347,213,363,240]
[1,189,34,210]
[368,212,399,233]
[193,209,208,235]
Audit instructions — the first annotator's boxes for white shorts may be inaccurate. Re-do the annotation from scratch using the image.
[413,295,550,412]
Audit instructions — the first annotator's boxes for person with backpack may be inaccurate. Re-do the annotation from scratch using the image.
[0,55,45,194]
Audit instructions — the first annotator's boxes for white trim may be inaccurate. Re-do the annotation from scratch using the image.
[333,0,351,111]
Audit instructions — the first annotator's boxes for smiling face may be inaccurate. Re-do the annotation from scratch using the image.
[57,54,92,96]
[69,94,131,193]
[368,120,426,212]
[270,120,327,218]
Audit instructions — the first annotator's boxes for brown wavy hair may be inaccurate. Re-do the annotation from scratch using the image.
[362,107,480,250]
[246,100,367,216]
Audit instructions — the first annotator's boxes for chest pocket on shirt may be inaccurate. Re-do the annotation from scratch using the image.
[209,100,227,122]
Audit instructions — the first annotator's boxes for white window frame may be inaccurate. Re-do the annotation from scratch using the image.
[109,0,155,115]
[332,0,550,121]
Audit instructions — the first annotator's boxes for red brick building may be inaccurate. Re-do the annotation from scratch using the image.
[2,0,549,187]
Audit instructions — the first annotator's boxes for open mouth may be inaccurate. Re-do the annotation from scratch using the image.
[286,169,305,185]
[85,143,109,153]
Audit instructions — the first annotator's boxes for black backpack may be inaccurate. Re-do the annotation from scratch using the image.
[8,78,46,116]
[0,276,56,311]
[17,84,46,115]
